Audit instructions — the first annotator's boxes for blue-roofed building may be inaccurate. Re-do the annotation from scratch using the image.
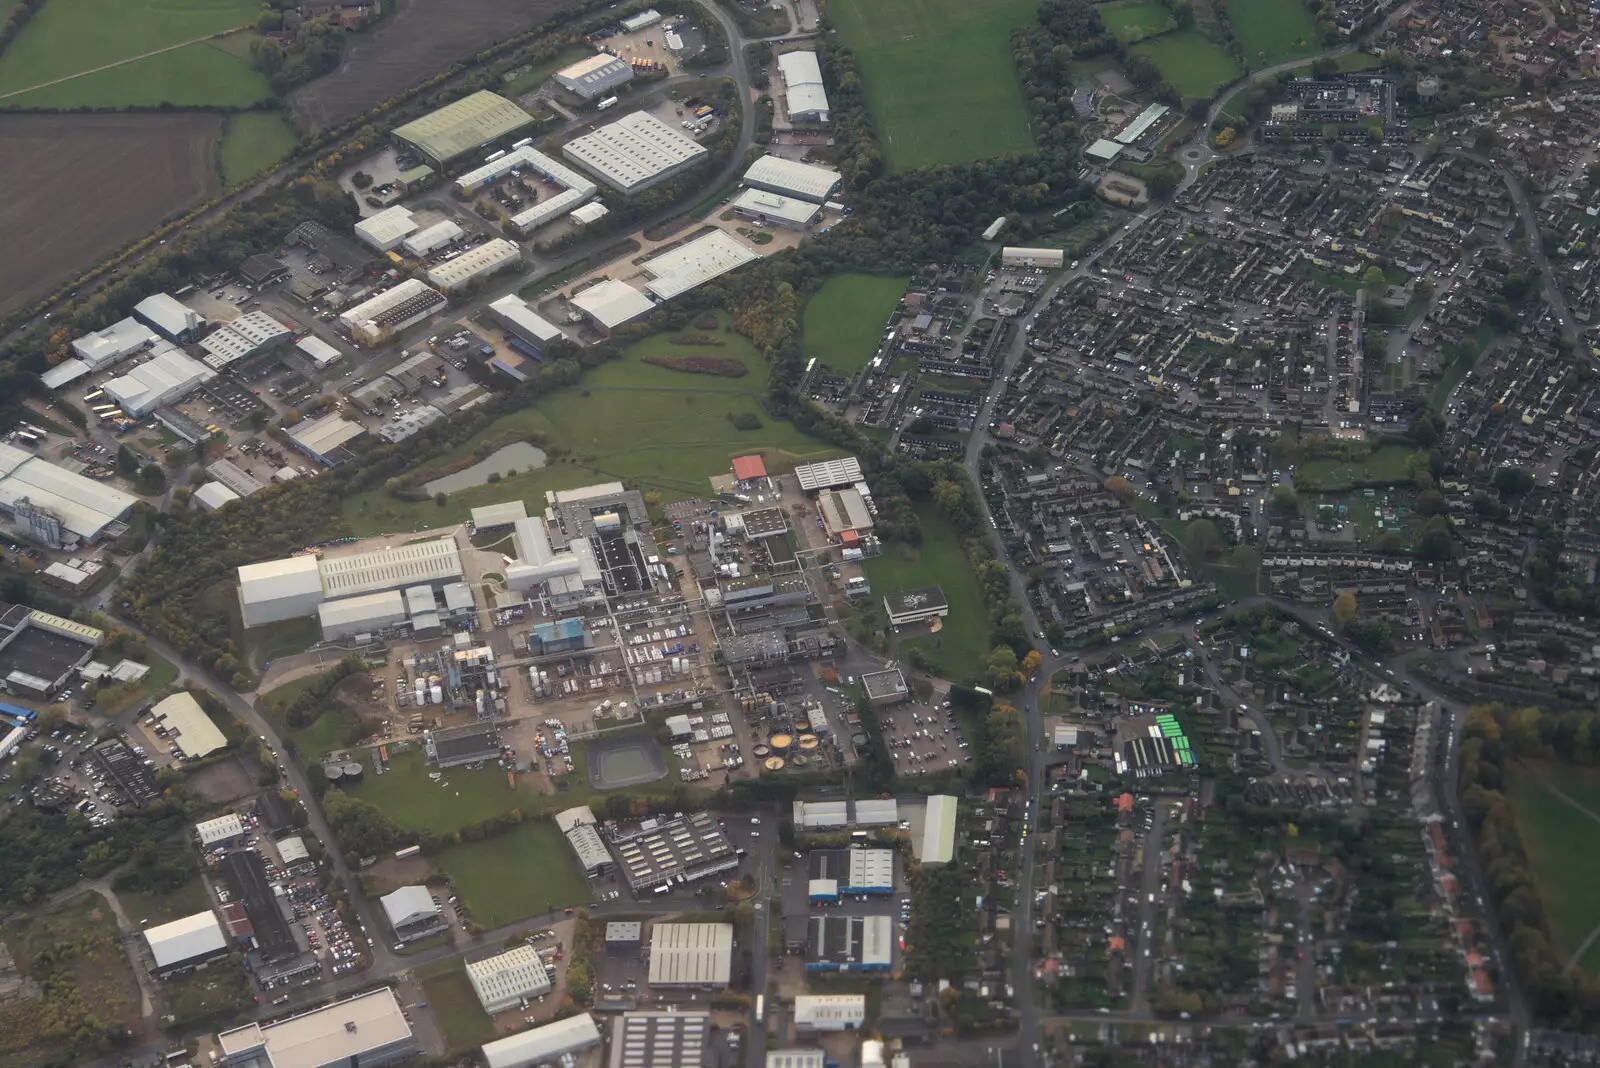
[0,701,38,726]
[528,617,589,655]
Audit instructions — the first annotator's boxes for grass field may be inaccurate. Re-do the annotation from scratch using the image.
[0,0,256,96]
[862,504,989,680]
[438,820,592,928]
[2,39,270,109]
[343,748,554,835]
[828,0,1036,170]
[1099,0,1176,43]
[1506,760,1600,966]
[1130,31,1240,103]
[219,110,297,185]
[503,45,592,95]
[344,319,838,535]
[1226,0,1319,65]
[1294,444,1420,491]
[117,873,213,927]
[802,274,908,376]
[416,959,498,1052]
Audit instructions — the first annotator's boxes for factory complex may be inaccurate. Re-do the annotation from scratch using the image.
[562,111,708,195]
[237,536,465,636]
[392,90,535,166]
[0,442,136,549]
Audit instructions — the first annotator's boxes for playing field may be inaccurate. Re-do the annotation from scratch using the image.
[1099,0,1176,44]
[1,39,270,109]
[438,820,592,928]
[416,960,497,1052]
[828,0,1036,171]
[219,110,298,186]
[1130,31,1240,103]
[343,748,553,835]
[1293,444,1420,491]
[802,274,908,376]
[862,503,989,681]
[0,0,257,98]
[1506,760,1600,968]
[1226,0,1319,65]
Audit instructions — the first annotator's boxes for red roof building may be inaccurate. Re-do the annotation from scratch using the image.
[839,529,859,547]
[732,455,767,481]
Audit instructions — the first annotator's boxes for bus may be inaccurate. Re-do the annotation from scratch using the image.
[485,149,507,163]
[11,432,39,447]
[755,995,764,1023]
[83,389,105,402]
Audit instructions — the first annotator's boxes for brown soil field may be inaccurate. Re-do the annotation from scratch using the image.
[290,0,588,131]
[0,112,221,318]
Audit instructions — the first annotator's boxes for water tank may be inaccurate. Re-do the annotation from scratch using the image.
[430,685,443,704]
[341,761,364,782]
[414,679,426,702]
[323,763,345,784]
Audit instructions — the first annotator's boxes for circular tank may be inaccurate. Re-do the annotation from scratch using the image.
[851,732,869,749]
[764,756,786,771]
[751,744,771,758]
[790,754,808,768]
[342,761,365,781]
[323,764,345,783]
[797,733,819,750]
[793,717,811,732]
[768,732,793,751]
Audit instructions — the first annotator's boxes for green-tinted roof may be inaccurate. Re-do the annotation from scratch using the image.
[396,164,436,184]
[393,90,533,163]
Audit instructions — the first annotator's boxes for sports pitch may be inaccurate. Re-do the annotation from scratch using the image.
[828,0,1036,171]
[1226,0,1320,65]
[1131,31,1241,103]
[802,273,909,376]
[1099,0,1176,44]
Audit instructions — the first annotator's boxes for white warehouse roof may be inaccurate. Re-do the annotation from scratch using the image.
[482,1014,601,1068]
[134,293,203,338]
[555,53,634,96]
[0,443,137,541]
[238,555,323,610]
[296,335,342,368]
[777,51,830,121]
[199,311,291,370]
[318,538,464,598]
[402,219,465,257]
[381,885,439,930]
[570,278,654,329]
[731,188,819,227]
[466,944,553,1013]
[793,994,865,1031]
[40,358,91,390]
[338,279,446,328]
[355,205,419,250]
[317,589,408,634]
[793,456,862,492]
[921,794,957,865]
[743,154,841,202]
[288,412,364,457]
[454,144,596,199]
[70,316,156,368]
[145,910,227,970]
[278,836,310,865]
[639,230,758,300]
[193,481,242,511]
[195,812,246,845]
[152,691,228,758]
[219,988,412,1068]
[562,111,708,194]
[488,295,564,342]
[647,923,734,986]
[470,499,529,528]
[426,239,521,291]
[102,346,215,416]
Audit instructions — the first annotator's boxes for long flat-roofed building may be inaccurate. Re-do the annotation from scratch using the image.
[338,278,448,347]
[402,219,465,257]
[0,443,136,549]
[317,589,408,640]
[466,944,553,1013]
[393,90,534,165]
[151,691,228,758]
[638,230,757,300]
[742,154,841,203]
[427,238,521,291]
[793,994,864,1032]
[920,794,957,865]
[71,316,156,368]
[569,279,654,330]
[354,205,419,252]
[482,1014,601,1068]
[562,111,708,195]
[806,914,892,972]
[777,51,829,123]
[1000,246,1064,268]
[554,53,634,99]
[612,811,737,891]
[647,922,733,987]
[218,988,415,1068]
[470,499,529,531]
[609,1010,710,1068]
[730,188,819,230]
[792,456,863,493]
[145,910,229,975]
[319,538,463,599]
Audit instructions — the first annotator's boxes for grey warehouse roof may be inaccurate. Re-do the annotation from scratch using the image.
[562,111,707,193]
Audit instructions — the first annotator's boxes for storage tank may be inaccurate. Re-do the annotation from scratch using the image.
[323,763,345,784]
[430,684,443,704]
[476,691,486,715]
[414,678,426,703]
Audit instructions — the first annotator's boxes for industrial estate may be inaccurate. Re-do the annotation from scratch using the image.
[1,0,1599,1066]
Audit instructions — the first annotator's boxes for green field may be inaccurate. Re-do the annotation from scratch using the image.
[503,46,593,95]
[828,0,1036,170]
[416,959,498,1051]
[1226,0,1319,65]
[862,503,989,680]
[1099,0,1176,44]
[1506,760,1600,966]
[438,820,592,928]
[802,274,908,376]
[0,0,258,96]
[1130,31,1240,103]
[1294,444,1420,491]
[343,748,554,835]
[345,320,838,534]
[219,110,298,186]
[2,38,270,108]
[117,873,213,927]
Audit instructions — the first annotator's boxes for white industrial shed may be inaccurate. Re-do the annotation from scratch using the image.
[767,1052,826,1068]
[152,691,228,759]
[1001,246,1064,268]
[288,412,365,464]
[777,51,830,123]
[402,219,465,258]
[920,794,957,865]
[355,205,420,251]
[426,239,521,291]
[144,911,228,974]
[469,500,528,530]
[562,111,708,195]
[792,456,863,492]
[296,335,343,368]
[743,154,841,203]
[488,295,564,347]
[277,836,310,865]
[381,885,439,931]
[193,481,242,512]
[565,821,612,873]
[199,311,292,370]
[793,994,864,1031]
[102,346,215,416]
[466,945,553,1013]
[554,53,634,99]
[730,189,819,230]
[638,230,757,301]
[70,316,156,368]
[238,555,325,627]
[0,443,136,545]
[318,589,408,640]
[40,358,91,390]
[481,1014,601,1068]
[647,923,733,987]
[134,293,203,340]
[318,538,463,599]
[570,279,654,330]
[195,812,246,846]
[792,800,848,830]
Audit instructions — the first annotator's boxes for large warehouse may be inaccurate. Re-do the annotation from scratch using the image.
[569,279,655,330]
[0,606,103,697]
[742,154,841,203]
[730,188,819,230]
[488,294,565,354]
[338,278,448,347]
[638,231,758,300]
[199,310,292,370]
[793,994,865,1032]
[287,412,365,465]
[380,885,444,942]
[554,52,634,99]
[238,538,463,627]
[393,90,535,166]
[806,914,892,972]
[609,1011,711,1068]
[150,691,228,759]
[134,292,204,341]
[466,944,553,1013]
[920,794,958,865]
[554,805,614,875]
[145,911,229,976]
[103,344,215,417]
[612,812,737,892]
[562,111,708,195]
[355,205,420,252]
[401,219,464,258]
[777,51,830,124]
[452,144,598,235]
[0,443,136,549]
[482,1014,601,1068]
[70,316,156,368]
[218,989,415,1068]
[317,589,408,640]
[647,923,733,987]
[426,239,521,291]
